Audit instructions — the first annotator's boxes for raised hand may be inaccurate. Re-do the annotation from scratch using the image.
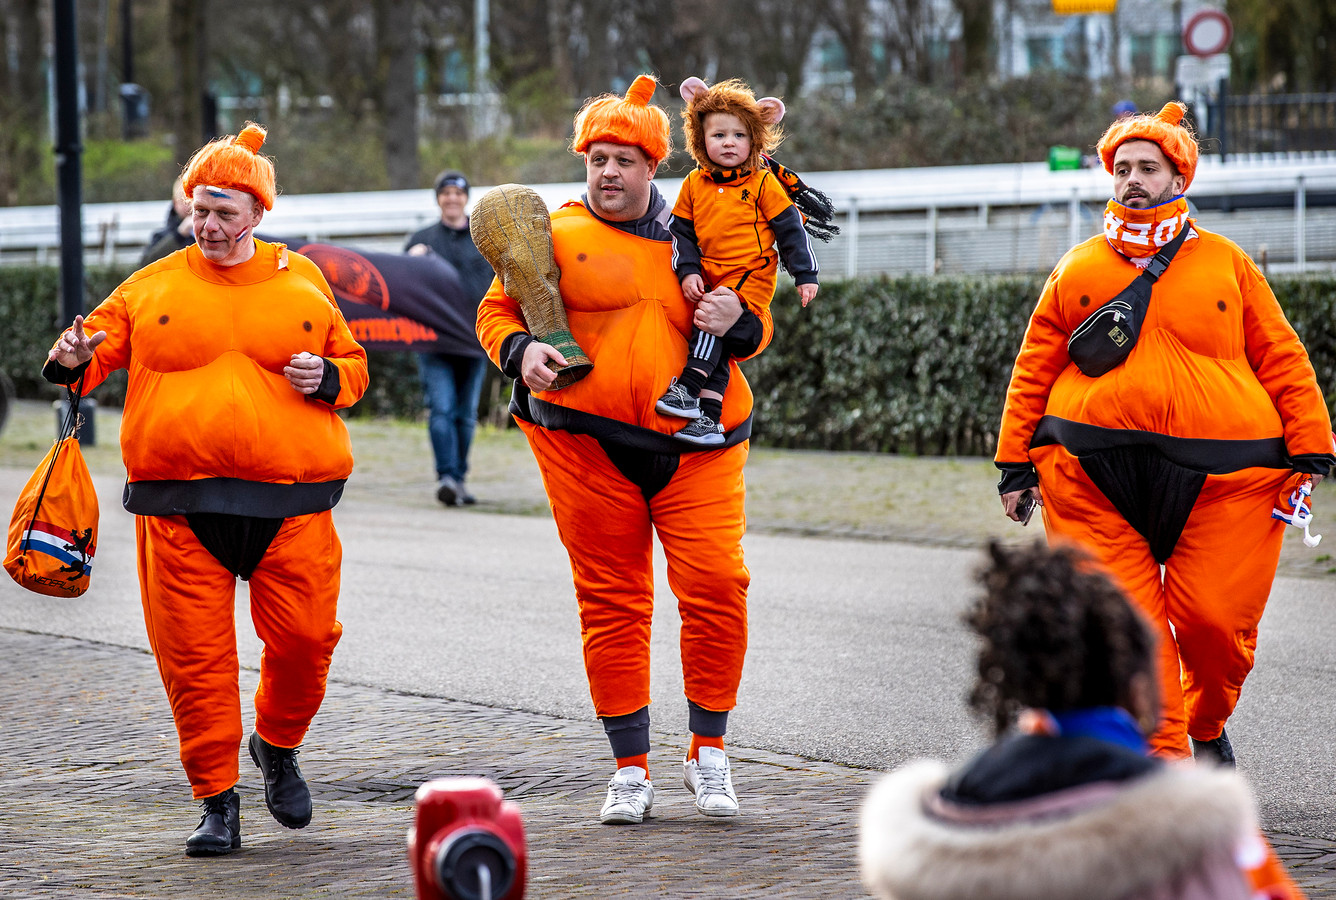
[48,315,107,368]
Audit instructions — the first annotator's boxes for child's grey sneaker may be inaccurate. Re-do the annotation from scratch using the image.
[675,415,725,446]
[656,380,702,418]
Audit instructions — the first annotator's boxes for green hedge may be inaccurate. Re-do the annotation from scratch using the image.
[4,265,1335,455]
[745,275,1336,454]
[743,276,1044,455]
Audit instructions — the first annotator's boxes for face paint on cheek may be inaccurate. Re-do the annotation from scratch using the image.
[234,226,250,242]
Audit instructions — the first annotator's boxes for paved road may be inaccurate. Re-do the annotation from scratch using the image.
[2,464,1335,896]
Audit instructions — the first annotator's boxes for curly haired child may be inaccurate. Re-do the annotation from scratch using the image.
[859,540,1304,900]
[656,76,835,445]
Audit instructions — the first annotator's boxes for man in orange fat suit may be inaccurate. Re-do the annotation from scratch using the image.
[43,123,368,856]
[996,102,1334,762]
[476,74,764,825]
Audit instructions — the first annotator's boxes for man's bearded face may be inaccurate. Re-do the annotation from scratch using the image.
[1113,140,1185,209]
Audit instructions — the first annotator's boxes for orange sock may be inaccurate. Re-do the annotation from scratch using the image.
[616,753,649,777]
[688,734,725,762]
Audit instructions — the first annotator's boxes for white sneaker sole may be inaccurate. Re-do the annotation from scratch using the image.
[694,800,739,817]
[600,806,653,825]
[674,432,725,446]
[656,401,701,419]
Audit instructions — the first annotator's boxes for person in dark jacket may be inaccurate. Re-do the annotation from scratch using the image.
[405,170,495,506]
[139,177,195,266]
[859,540,1303,900]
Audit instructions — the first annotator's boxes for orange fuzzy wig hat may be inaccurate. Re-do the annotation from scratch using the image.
[1096,101,1199,190]
[570,75,672,164]
[182,122,277,210]
[680,76,785,174]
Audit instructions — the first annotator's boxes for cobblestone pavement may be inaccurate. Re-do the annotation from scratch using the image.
[3,629,1334,899]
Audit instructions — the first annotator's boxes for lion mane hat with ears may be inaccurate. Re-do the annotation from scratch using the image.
[182,122,277,210]
[1096,101,1200,191]
[679,76,785,174]
[571,74,672,165]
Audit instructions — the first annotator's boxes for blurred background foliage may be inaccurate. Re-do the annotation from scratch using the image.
[6,266,1335,456]
[1,0,1332,206]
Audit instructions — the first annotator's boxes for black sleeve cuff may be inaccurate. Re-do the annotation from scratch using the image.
[722,307,764,358]
[309,357,341,404]
[500,332,533,380]
[996,463,1039,494]
[676,263,704,280]
[1290,453,1335,476]
[43,358,89,385]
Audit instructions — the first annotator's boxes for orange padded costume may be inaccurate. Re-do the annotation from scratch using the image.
[996,108,1333,759]
[51,235,367,798]
[477,77,761,755]
[476,201,757,722]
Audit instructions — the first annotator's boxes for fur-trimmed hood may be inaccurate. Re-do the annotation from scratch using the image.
[860,759,1256,900]
[679,77,784,175]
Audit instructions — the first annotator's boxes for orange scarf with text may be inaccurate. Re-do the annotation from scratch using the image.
[1104,196,1193,261]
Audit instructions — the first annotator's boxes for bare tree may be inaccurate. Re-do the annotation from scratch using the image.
[733,0,823,96]
[377,0,419,188]
[0,0,47,204]
[168,0,206,165]
[816,0,877,97]
[879,0,937,82]
[954,0,993,78]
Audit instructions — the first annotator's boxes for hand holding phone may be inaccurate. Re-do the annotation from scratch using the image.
[1018,493,1038,526]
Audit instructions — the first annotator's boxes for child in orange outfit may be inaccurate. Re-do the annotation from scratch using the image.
[655,76,831,445]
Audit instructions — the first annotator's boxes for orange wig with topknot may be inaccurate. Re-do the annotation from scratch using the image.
[680,77,785,175]
[571,75,672,165]
[1096,101,1200,190]
[182,122,277,210]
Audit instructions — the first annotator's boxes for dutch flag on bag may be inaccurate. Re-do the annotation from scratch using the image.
[21,520,96,575]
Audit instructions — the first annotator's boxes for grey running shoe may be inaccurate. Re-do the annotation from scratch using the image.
[656,380,702,418]
[675,415,725,446]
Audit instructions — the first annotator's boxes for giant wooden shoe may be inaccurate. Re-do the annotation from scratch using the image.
[470,184,593,389]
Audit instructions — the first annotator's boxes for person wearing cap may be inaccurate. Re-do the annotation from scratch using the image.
[406,170,495,506]
[42,122,368,856]
[476,74,763,825]
[995,103,1334,763]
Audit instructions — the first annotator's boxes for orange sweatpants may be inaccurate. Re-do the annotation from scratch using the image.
[521,425,750,718]
[1034,445,1289,759]
[136,512,344,799]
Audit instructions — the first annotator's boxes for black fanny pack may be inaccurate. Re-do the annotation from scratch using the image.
[1067,222,1190,377]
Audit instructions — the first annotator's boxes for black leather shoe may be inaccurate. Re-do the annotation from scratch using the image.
[185,789,241,857]
[1191,728,1236,767]
[248,732,313,829]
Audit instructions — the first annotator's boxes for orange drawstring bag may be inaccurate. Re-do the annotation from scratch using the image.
[4,380,99,597]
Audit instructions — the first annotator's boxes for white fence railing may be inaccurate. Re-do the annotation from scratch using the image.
[2,154,1334,275]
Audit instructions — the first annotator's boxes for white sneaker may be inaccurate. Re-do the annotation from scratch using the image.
[683,746,739,817]
[599,766,654,824]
